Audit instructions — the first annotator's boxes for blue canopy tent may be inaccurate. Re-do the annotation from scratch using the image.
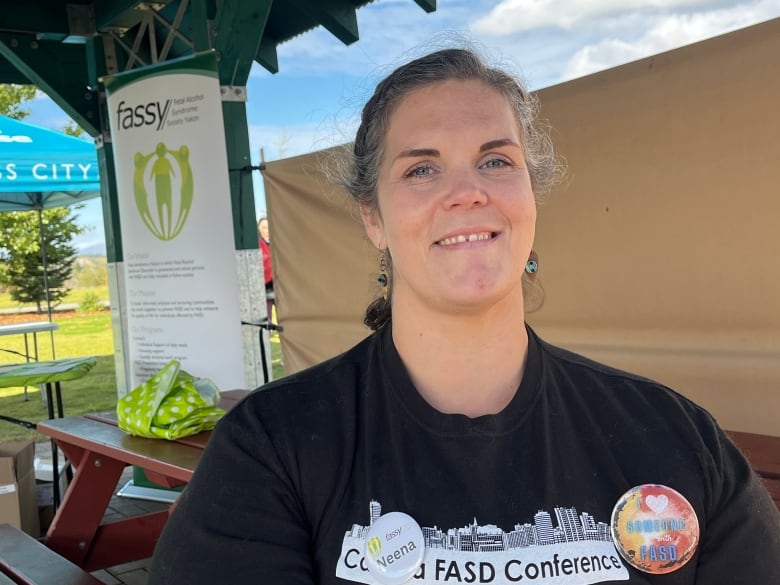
[0,115,100,321]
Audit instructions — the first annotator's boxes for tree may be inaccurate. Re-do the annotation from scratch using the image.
[0,84,37,119]
[0,208,85,312]
[63,119,85,137]
[0,84,85,312]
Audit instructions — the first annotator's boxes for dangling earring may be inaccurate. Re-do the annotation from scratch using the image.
[525,251,539,275]
[377,249,389,300]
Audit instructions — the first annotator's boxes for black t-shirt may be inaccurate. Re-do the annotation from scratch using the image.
[150,325,780,584]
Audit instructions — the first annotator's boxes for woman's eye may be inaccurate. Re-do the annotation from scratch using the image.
[405,164,434,178]
[481,157,511,169]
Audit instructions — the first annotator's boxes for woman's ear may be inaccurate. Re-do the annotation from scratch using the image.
[359,204,386,250]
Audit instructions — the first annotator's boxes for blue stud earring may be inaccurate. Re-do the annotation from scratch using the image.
[525,258,538,274]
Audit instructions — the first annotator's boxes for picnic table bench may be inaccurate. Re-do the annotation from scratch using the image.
[0,523,102,585]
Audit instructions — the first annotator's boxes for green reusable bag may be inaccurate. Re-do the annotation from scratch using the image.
[117,359,225,439]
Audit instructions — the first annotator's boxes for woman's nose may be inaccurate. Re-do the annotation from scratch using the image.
[442,169,488,209]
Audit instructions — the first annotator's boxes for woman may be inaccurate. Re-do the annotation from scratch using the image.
[258,216,275,321]
[150,48,780,584]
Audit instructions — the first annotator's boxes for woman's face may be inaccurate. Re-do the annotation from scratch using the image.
[361,79,537,317]
[258,219,269,241]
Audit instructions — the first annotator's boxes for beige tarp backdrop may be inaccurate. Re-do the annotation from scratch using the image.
[262,18,780,435]
[262,149,377,374]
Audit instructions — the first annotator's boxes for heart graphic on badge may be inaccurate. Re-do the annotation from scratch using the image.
[646,494,669,514]
[612,484,700,575]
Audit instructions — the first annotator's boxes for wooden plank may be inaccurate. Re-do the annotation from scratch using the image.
[82,388,249,449]
[44,451,126,566]
[84,411,215,449]
[759,477,780,507]
[726,430,780,478]
[0,524,103,585]
[219,388,250,410]
[37,417,202,483]
[80,512,170,572]
[726,430,780,510]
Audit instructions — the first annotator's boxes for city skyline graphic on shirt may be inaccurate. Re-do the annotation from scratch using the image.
[345,501,614,552]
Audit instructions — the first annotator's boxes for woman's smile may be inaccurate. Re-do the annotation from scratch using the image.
[435,231,497,247]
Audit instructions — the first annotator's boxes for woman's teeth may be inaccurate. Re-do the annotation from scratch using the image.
[438,232,492,246]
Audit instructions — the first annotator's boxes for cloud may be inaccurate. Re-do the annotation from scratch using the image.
[558,1,780,81]
[471,0,730,35]
[246,0,780,92]
[248,118,357,163]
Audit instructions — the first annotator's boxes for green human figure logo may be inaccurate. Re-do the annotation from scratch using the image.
[133,142,194,240]
[366,536,382,558]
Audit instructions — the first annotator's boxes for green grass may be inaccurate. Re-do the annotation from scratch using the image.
[0,312,114,365]
[0,286,109,311]
[0,310,285,443]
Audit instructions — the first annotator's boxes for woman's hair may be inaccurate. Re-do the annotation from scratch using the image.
[338,47,563,330]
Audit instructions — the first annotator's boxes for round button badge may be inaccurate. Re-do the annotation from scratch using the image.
[364,511,425,585]
[610,484,700,574]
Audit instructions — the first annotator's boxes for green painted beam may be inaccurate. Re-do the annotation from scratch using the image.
[196,0,219,21]
[0,34,99,135]
[222,102,258,250]
[93,0,144,30]
[0,62,30,84]
[213,0,272,85]
[96,142,124,263]
[301,0,359,46]
[413,0,437,13]
[0,3,70,36]
[189,0,213,52]
[199,1,264,246]
[84,36,104,90]
[85,35,124,265]
[256,36,279,74]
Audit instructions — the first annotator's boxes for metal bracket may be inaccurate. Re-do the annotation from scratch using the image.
[95,131,111,146]
[101,33,119,74]
[65,3,95,43]
[220,85,247,102]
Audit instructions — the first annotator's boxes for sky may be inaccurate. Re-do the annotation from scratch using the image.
[21,0,780,255]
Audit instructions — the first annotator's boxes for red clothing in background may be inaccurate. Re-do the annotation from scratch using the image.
[259,238,273,286]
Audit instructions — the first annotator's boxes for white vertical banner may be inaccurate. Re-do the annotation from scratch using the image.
[104,52,244,390]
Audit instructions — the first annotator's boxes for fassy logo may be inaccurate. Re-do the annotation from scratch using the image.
[115,99,171,131]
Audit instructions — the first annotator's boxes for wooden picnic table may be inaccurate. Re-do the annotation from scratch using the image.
[35,389,249,572]
[726,430,780,508]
